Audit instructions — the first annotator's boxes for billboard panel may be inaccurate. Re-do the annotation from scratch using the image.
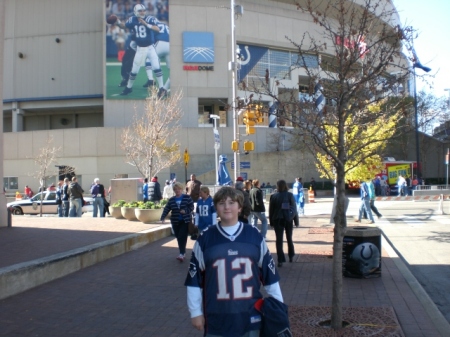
[105,1,170,100]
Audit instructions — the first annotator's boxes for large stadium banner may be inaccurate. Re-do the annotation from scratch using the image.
[105,0,170,100]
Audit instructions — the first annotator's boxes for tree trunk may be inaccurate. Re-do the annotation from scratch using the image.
[330,163,346,329]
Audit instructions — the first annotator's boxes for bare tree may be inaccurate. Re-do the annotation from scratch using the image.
[31,136,61,217]
[238,0,422,329]
[121,88,183,178]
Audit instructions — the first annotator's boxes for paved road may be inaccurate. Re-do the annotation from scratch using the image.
[317,197,450,325]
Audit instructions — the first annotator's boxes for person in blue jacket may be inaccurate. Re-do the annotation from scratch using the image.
[160,182,194,262]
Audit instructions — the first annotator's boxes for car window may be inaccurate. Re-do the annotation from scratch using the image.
[46,192,56,201]
[32,193,43,201]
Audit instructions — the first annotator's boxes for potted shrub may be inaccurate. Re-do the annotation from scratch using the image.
[121,201,139,221]
[110,200,126,219]
[135,201,164,224]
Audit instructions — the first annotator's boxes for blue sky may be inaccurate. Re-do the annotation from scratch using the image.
[394,0,450,99]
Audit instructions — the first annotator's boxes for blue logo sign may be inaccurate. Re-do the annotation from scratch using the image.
[183,32,214,63]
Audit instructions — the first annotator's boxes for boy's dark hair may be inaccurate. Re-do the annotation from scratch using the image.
[213,186,243,208]
[276,180,288,192]
[144,178,148,183]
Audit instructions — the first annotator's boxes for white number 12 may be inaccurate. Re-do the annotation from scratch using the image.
[213,257,253,300]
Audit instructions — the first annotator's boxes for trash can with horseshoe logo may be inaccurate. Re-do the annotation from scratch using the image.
[343,226,381,278]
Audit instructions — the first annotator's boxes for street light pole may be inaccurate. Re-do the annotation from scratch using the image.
[413,67,421,178]
[210,114,220,185]
[229,0,242,181]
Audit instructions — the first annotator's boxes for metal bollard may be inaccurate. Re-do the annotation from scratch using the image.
[7,207,12,227]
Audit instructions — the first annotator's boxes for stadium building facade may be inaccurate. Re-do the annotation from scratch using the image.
[2,0,404,194]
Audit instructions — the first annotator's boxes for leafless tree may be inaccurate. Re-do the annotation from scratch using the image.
[121,88,183,178]
[31,136,61,217]
[238,0,424,329]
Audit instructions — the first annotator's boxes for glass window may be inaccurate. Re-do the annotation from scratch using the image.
[239,47,319,91]
[3,177,18,190]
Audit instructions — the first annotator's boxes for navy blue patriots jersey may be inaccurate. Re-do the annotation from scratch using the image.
[125,15,158,47]
[185,222,279,336]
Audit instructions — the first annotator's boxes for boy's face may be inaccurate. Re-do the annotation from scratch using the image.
[216,196,241,226]
[173,187,183,197]
[199,190,208,200]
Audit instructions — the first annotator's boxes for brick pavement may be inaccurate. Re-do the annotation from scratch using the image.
[0,214,444,336]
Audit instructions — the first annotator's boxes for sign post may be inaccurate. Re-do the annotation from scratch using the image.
[210,114,221,185]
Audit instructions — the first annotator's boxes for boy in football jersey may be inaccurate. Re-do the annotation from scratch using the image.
[185,187,283,336]
[194,186,217,234]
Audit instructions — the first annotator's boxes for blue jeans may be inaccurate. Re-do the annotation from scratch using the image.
[69,198,82,217]
[251,212,268,239]
[358,198,374,222]
[57,203,63,217]
[93,197,104,217]
[63,200,70,217]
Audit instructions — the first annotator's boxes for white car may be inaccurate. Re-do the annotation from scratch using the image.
[7,191,93,215]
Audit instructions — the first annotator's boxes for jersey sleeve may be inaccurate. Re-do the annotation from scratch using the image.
[259,239,280,286]
[184,241,204,288]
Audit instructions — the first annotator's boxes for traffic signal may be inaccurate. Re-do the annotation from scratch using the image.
[231,140,239,152]
[243,140,255,152]
[255,109,264,123]
[243,110,256,135]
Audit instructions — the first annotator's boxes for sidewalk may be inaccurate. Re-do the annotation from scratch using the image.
[0,212,445,336]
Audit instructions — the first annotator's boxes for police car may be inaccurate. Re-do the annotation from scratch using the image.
[7,191,93,215]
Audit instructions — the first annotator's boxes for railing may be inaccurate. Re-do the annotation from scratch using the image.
[415,185,448,190]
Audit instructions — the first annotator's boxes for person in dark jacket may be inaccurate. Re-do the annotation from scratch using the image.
[269,180,296,267]
[249,179,268,239]
[186,174,202,202]
[62,178,70,217]
[68,177,84,217]
[235,180,251,224]
[160,182,194,262]
[148,176,162,203]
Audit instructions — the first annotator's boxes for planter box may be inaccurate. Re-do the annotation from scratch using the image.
[135,208,163,224]
[121,207,138,221]
[109,206,124,219]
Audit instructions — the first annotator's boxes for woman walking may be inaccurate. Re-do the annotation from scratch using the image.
[269,179,296,267]
[160,182,194,262]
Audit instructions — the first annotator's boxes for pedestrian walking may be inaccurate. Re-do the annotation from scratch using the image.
[148,176,162,203]
[194,186,217,235]
[293,177,305,216]
[367,178,382,219]
[160,182,194,262]
[355,180,374,224]
[249,179,268,239]
[90,178,105,218]
[68,177,84,217]
[56,180,64,217]
[269,180,296,267]
[186,174,202,202]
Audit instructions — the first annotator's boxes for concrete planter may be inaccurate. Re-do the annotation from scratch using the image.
[135,208,163,224]
[121,207,138,221]
[109,206,124,219]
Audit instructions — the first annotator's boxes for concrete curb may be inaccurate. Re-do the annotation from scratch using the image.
[381,234,450,337]
[0,225,172,300]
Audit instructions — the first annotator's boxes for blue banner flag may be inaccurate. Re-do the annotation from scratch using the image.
[412,47,431,73]
[218,155,232,186]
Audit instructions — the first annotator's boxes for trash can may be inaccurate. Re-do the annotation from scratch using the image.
[343,226,381,278]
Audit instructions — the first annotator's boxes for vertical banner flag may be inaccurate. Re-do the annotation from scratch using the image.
[268,102,278,128]
[314,81,325,114]
[218,155,232,186]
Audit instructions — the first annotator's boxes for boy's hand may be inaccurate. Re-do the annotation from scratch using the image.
[191,315,204,331]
